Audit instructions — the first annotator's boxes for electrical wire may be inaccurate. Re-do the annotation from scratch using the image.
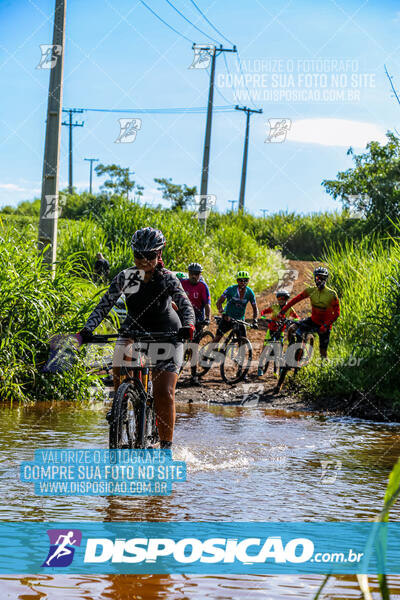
[203,64,233,106]
[164,0,221,45]
[138,0,193,44]
[73,106,236,114]
[188,0,235,46]
[384,64,400,107]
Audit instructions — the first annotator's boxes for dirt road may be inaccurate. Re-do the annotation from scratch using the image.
[176,260,318,410]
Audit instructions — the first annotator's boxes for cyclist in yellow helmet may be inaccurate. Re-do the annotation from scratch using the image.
[214,270,259,342]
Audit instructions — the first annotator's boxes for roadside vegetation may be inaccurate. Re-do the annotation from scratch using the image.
[0,206,282,402]
[297,234,400,407]
[2,131,400,407]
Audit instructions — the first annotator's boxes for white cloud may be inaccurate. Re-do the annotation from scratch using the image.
[0,183,27,192]
[287,118,387,148]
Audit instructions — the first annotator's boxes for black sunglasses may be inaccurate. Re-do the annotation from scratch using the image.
[134,250,158,260]
[237,278,249,283]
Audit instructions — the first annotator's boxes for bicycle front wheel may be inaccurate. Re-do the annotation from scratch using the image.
[109,382,142,449]
[196,330,214,377]
[220,336,252,384]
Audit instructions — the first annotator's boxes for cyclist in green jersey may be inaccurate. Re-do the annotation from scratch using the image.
[214,270,259,343]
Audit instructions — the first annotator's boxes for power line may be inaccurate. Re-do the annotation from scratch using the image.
[138,0,193,43]
[384,64,400,107]
[188,0,235,46]
[72,105,236,113]
[205,66,234,105]
[164,0,221,44]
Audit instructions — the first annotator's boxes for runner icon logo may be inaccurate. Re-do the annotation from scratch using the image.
[42,529,82,567]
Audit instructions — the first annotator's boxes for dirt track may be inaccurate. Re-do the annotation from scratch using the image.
[175,260,319,411]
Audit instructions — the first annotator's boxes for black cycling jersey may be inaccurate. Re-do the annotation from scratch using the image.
[83,266,195,333]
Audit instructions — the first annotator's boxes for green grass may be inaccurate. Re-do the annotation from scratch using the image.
[0,218,104,402]
[297,233,400,405]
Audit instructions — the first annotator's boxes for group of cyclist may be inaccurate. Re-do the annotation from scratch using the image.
[77,226,340,449]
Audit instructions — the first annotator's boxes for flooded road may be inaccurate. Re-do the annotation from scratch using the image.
[1,400,400,598]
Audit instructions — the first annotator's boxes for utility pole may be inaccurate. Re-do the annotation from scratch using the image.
[62,108,84,193]
[38,0,66,272]
[228,200,237,212]
[198,44,237,197]
[127,170,135,201]
[260,208,268,218]
[84,158,99,194]
[236,105,263,212]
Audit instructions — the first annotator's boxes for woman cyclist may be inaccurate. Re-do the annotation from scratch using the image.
[77,227,195,449]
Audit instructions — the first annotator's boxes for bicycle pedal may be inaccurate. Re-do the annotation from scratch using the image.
[105,410,112,423]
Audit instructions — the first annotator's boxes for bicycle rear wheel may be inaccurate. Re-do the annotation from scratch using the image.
[257,341,282,377]
[220,336,252,384]
[109,382,142,449]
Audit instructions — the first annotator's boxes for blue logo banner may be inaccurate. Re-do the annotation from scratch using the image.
[0,522,399,574]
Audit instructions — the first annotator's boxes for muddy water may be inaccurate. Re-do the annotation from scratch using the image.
[1,400,400,598]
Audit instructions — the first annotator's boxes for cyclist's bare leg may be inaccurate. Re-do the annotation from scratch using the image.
[152,370,177,443]
[213,333,223,344]
[113,366,121,393]
[320,348,328,359]
[287,323,297,344]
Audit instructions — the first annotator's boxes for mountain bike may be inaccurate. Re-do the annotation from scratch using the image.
[178,321,214,379]
[273,323,314,394]
[199,316,253,384]
[257,318,296,378]
[83,330,179,449]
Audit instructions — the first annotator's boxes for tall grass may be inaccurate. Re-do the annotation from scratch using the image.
[297,235,400,404]
[207,210,365,260]
[0,218,101,402]
[58,198,284,301]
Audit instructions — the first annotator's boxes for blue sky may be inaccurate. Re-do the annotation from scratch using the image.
[1,0,400,215]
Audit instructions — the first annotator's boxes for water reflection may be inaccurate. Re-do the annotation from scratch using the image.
[1,402,400,597]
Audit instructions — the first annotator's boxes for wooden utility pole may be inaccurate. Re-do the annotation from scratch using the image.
[38,0,66,272]
[84,158,99,194]
[228,200,237,212]
[199,44,237,197]
[62,108,84,193]
[235,105,263,212]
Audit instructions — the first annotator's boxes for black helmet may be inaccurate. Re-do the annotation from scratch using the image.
[276,289,290,299]
[131,227,166,252]
[313,266,329,280]
[188,262,203,273]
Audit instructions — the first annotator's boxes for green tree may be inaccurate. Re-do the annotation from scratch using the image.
[95,164,144,200]
[0,198,41,216]
[322,132,400,232]
[154,177,197,210]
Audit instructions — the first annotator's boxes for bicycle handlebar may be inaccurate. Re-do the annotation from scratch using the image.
[83,331,180,344]
[214,315,250,327]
